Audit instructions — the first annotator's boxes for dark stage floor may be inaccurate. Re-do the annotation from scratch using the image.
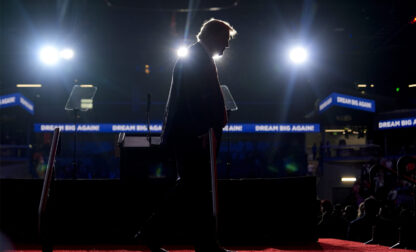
[4,239,416,252]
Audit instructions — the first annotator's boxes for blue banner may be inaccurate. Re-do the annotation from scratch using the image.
[0,93,19,109]
[0,93,34,115]
[318,95,333,113]
[34,123,320,133]
[378,117,416,130]
[319,92,375,113]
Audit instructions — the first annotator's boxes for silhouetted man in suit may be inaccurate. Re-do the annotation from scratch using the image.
[348,196,379,242]
[139,19,236,252]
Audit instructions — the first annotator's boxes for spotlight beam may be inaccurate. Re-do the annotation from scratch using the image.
[39,46,75,65]
[177,46,189,58]
[39,46,59,65]
[289,46,308,64]
[60,48,74,59]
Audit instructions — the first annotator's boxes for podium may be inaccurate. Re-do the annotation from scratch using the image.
[119,134,174,182]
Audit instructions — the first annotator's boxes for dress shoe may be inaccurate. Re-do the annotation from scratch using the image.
[150,248,169,252]
[195,245,235,252]
[133,230,168,252]
[211,248,234,252]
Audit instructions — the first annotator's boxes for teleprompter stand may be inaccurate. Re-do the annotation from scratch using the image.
[65,84,97,178]
[220,85,238,178]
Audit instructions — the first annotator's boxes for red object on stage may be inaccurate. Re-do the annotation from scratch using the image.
[7,239,415,252]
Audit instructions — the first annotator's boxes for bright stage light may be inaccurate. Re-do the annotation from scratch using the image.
[289,46,308,64]
[177,46,189,58]
[17,84,42,88]
[60,48,74,59]
[341,177,357,182]
[39,46,59,65]
[80,84,94,88]
[325,129,345,133]
[213,54,222,60]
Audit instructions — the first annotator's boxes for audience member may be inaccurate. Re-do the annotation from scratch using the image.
[318,200,334,237]
[347,197,379,242]
[372,203,398,245]
[343,205,357,223]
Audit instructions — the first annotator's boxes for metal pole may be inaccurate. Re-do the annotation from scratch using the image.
[226,113,231,178]
[209,128,218,230]
[72,110,79,178]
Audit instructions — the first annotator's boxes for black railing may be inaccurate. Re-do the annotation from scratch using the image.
[38,127,61,252]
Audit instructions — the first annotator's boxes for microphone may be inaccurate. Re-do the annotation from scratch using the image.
[146,93,151,145]
[147,93,151,114]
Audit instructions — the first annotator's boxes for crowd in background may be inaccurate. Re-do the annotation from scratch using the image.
[317,156,416,248]
[28,138,308,179]
[2,131,416,249]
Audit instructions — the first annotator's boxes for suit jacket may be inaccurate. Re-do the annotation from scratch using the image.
[161,42,227,146]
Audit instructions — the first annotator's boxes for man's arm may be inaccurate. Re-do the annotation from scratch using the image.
[195,62,227,130]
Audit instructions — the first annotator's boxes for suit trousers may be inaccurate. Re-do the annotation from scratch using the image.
[142,134,221,249]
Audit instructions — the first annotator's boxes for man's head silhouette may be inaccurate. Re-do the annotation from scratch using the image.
[197,18,237,56]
